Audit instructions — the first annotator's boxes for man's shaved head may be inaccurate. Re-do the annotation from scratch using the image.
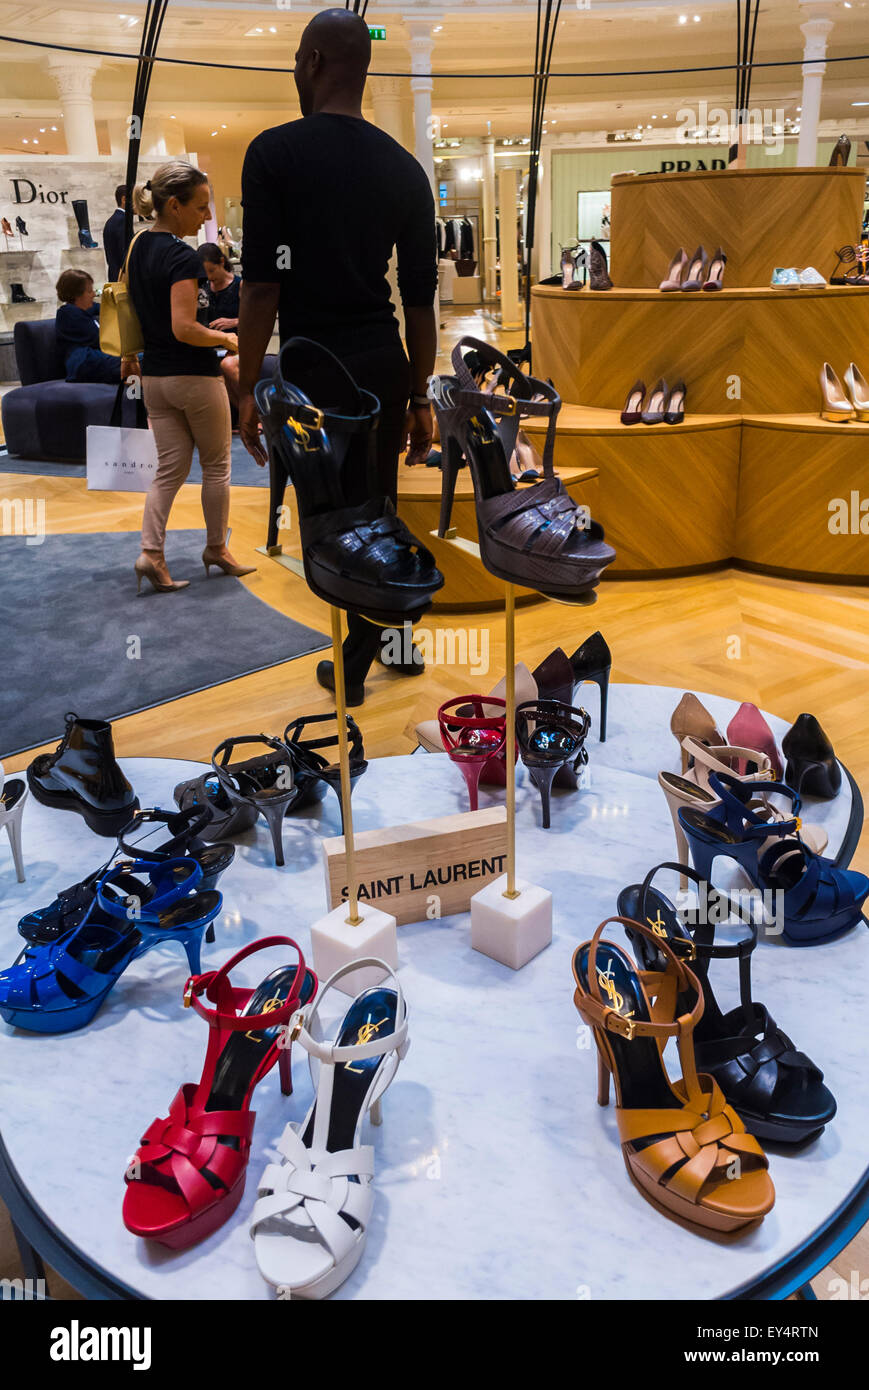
[294,8,372,117]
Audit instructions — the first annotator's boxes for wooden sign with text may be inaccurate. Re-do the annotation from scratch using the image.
[322,807,508,926]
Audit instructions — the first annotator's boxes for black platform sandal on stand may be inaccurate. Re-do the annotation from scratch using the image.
[431,338,615,601]
[283,713,368,833]
[516,699,591,828]
[210,736,299,868]
[255,338,443,624]
[617,862,837,1143]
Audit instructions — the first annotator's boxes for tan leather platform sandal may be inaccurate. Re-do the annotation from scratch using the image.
[572,916,775,1236]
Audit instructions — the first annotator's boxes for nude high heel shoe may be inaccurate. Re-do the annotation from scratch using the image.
[819,364,856,422]
[669,693,724,772]
[202,547,257,578]
[844,363,869,422]
[134,553,190,594]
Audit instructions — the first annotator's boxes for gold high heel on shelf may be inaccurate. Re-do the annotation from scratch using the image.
[669,693,724,771]
[202,547,257,578]
[819,363,856,422]
[844,363,869,422]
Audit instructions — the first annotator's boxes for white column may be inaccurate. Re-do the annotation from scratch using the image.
[533,146,552,282]
[142,118,170,159]
[406,18,438,192]
[107,118,128,159]
[796,12,834,166]
[46,54,101,159]
[370,76,406,145]
[482,135,497,301]
[498,166,522,329]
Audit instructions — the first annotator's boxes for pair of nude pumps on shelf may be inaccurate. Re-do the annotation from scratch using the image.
[659,245,726,292]
[819,363,869,422]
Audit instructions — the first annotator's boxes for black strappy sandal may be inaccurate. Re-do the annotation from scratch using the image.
[283,713,368,833]
[17,805,234,947]
[617,861,837,1143]
[211,736,299,868]
[515,699,591,828]
[174,771,260,842]
[255,338,443,624]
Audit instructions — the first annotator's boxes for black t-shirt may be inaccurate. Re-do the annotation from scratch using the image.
[241,113,436,354]
[207,273,240,322]
[127,230,218,377]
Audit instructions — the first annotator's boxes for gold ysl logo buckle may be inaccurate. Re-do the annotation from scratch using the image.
[647,911,668,939]
[245,994,285,1042]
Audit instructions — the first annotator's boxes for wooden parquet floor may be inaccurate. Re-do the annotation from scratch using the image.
[1,306,865,1300]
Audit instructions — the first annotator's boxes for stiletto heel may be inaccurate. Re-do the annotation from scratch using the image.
[516,699,591,829]
[573,916,774,1234]
[0,762,27,883]
[618,864,837,1142]
[596,1044,610,1107]
[183,933,203,976]
[438,695,507,812]
[211,735,300,868]
[250,957,408,1299]
[124,936,316,1249]
[437,435,463,536]
[283,712,368,830]
[370,1095,383,1126]
[278,1042,293,1096]
[597,672,609,742]
[205,922,216,944]
[680,745,691,775]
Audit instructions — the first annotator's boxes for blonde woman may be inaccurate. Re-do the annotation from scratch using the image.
[129,160,254,592]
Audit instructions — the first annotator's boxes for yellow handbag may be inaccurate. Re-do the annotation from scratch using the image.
[99,227,149,357]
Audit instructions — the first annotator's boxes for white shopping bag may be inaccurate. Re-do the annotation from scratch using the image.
[86,422,158,492]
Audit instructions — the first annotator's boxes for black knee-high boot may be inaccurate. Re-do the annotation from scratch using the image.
[72,199,99,250]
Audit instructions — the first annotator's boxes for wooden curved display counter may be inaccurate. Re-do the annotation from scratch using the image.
[396,458,599,610]
[527,164,869,583]
[609,166,866,289]
[530,283,869,416]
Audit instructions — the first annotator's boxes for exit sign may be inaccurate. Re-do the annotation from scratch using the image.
[368,25,386,40]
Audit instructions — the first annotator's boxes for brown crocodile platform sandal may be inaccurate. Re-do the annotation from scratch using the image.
[572,915,775,1236]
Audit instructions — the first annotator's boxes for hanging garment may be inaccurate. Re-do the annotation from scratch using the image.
[459,218,475,259]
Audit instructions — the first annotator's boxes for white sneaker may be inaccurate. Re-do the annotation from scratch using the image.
[798,266,827,288]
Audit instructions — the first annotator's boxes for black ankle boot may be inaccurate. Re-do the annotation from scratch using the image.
[72,199,99,250]
[15,216,27,236]
[27,712,139,836]
[10,282,35,303]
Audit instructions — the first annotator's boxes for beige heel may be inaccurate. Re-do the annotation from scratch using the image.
[596,1045,611,1108]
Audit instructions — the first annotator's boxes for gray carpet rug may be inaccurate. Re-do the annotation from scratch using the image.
[0,436,270,487]
[0,528,328,757]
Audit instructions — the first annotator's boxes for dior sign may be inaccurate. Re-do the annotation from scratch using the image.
[10,178,70,205]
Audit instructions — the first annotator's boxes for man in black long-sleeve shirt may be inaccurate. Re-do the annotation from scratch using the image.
[103,184,131,282]
[238,7,437,705]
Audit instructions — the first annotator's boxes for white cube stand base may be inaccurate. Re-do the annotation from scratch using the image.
[470,875,552,970]
[310,900,398,997]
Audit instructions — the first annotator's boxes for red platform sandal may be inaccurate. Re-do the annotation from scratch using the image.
[122,936,317,1250]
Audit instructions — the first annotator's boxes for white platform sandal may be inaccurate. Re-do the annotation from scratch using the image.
[0,759,28,882]
[250,956,409,1300]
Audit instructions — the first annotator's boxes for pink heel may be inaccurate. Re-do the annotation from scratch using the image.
[726,703,783,780]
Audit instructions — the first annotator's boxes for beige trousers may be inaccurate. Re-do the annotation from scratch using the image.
[141,374,232,552]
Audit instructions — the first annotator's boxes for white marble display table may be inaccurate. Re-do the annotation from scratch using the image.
[0,686,865,1300]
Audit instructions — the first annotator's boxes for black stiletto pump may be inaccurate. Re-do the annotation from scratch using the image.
[781,713,842,800]
[569,631,611,742]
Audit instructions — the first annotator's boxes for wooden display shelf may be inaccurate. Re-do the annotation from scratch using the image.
[396,458,599,610]
[530,281,869,416]
[523,412,740,575]
[609,166,866,290]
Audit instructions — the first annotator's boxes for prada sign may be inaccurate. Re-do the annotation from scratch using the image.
[10,178,70,205]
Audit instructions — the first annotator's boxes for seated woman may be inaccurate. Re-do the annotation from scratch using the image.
[198,242,241,407]
[55,269,123,384]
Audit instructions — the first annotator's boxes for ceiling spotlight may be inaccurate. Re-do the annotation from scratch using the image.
[33,138,38,144]
[269,26,276,32]
[39,127,45,133]
[211,130,218,136]
[693,13,700,20]
[22,138,28,143]
[433,24,443,33]
[679,14,687,23]
[50,125,57,131]
[170,114,176,119]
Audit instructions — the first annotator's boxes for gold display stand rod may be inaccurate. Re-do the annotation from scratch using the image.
[329,606,362,926]
[503,582,520,901]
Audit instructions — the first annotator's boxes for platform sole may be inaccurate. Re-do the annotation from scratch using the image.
[26,770,138,838]
[270,1234,366,1301]
[625,1150,768,1235]
[127,1171,246,1250]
